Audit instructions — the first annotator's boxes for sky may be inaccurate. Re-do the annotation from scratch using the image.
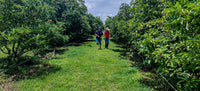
[85,0,132,23]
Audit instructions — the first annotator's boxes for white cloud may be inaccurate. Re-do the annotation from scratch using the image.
[85,2,94,9]
[85,0,132,22]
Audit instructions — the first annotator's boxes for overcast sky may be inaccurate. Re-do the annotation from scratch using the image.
[85,0,132,23]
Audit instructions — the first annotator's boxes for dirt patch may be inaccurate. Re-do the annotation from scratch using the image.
[0,75,19,91]
[0,81,19,91]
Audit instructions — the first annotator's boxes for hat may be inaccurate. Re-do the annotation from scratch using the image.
[98,26,101,29]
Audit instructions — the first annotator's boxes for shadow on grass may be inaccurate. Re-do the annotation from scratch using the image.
[139,73,172,91]
[110,40,171,91]
[55,48,70,55]
[0,56,61,81]
[0,39,96,80]
[110,48,128,57]
[128,54,168,91]
[68,39,95,47]
[68,39,95,48]
[41,39,96,56]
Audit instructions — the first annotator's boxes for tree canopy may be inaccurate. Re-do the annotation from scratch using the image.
[0,0,103,59]
[105,0,200,90]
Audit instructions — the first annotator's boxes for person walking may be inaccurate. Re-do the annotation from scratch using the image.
[96,26,103,50]
[104,27,110,49]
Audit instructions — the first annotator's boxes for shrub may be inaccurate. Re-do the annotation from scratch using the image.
[0,28,44,59]
[106,0,200,90]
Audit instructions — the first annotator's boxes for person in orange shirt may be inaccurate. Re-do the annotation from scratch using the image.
[104,28,110,49]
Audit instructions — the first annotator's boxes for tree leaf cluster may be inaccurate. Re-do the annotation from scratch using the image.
[105,0,200,90]
[0,0,103,59]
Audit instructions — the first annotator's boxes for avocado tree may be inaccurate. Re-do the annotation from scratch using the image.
[105,0,200,90]
[0,0,103,60]
[0,0,54,59]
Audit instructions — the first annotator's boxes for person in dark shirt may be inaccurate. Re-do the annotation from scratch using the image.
[96,26,103,50]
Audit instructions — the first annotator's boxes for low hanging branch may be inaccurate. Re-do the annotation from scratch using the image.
[4,45,11,55]
[0,47,8,54]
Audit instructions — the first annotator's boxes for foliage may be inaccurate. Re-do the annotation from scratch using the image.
[0,0,103,59]
[0,28,44,59]
[0,0,54,31]
[87,14,104,35]
[48,0,103,41]
[0,0,55,59]
[106,0,200,90]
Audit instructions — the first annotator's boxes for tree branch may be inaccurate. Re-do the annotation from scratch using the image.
[16,49,30,58]
[12,41,16,57]
[15,41,21,56]
[4,45,11,55]
[0,47,8,54]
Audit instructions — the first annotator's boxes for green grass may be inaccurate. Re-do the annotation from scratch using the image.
[13,39,153,91]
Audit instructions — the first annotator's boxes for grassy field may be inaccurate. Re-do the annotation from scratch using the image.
[2,39,153,91]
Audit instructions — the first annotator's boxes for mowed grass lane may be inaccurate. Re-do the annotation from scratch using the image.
[15,39,153,91]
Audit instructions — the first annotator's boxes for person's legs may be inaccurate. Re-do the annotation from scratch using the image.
[105,38,107,48]
[105,38,109,49]
[99,39,102,49]
[96,38,99,49]
[107,38,109,48]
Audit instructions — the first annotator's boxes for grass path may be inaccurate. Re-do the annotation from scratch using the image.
[15,39,153,91]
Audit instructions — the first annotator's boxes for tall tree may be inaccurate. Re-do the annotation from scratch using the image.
[118,3,132,21]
